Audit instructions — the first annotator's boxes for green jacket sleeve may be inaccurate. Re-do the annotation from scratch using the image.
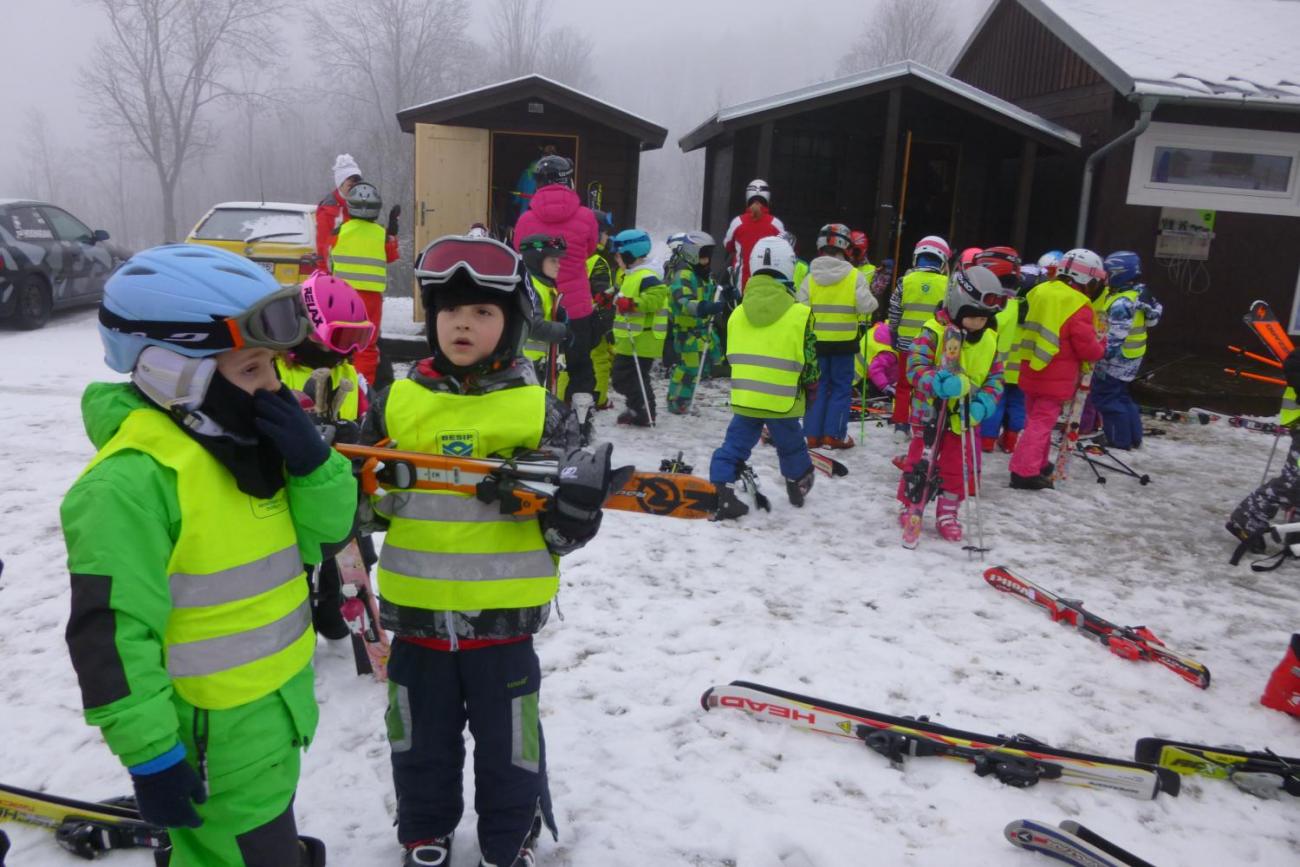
[61,451,184,768]
[286,449,358,565]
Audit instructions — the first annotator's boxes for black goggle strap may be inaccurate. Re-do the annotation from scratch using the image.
[99,305,236,352]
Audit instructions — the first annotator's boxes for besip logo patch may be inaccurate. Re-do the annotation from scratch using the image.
[439,431,477,457]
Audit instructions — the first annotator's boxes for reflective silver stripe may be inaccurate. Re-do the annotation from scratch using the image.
[333,270,386,284]
[170,546,302,609]
[331,254,387,267]
[377,492,532,523]
[524,341,547,353]
[167,601,309,678]
[612,321,644,333]
[730,378,799,398]
[1123,324,1147,349]
[652,323,669,332]
[729,353,803,372]
[1283,394,1299,411]
[814,321,859,332]
[1015,335,1055,366]
[1019,320,1061,350]
[380,544,555,582]
[812,304,857,315]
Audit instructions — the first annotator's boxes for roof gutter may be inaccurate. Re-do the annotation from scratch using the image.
[1075,95,1158,247]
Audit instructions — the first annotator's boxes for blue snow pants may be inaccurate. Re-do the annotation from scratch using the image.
[710,415,812,483]
[980,383,1026,439]
[1090,372,1142,449]
[804,353,855,440]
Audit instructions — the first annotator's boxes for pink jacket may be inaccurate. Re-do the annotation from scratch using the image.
[1019,303,1106,401]
[514,184,598,319]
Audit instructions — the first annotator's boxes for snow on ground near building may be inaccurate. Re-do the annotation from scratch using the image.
[1,308,1298,866]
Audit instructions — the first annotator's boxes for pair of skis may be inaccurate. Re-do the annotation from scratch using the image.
[1137,405,1220,425]
[0,783,168,862]
[1135,739,1300,800]
[1006,819,1155,867]
[983,566,1210,689]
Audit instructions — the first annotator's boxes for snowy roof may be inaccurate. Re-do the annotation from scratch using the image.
[206,201,316,213]
[678,61,1080,152]
[953,0,1300,109]
[396,74,667,150]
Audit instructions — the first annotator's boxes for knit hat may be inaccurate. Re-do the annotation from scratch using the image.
[332,154,361,189]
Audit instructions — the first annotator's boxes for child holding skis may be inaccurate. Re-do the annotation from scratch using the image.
[609,229,669,426]
[896,266,1009,542]
[971,247,1026,453]
[62,244,357,866]
[710,236,819,518]
[667,231,725,414]
[366,234,617,867]
[277,271,376,641]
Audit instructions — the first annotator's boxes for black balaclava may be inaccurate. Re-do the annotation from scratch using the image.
[177,371,286,499]
[289,339,348,372]
[422,273,521,378]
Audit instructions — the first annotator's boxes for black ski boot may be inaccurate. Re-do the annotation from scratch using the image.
[1226,520,1267,554]
[785,467,815,507]
[479,818,539,867]
[616,409,652,427]
[403,834,453,866]
[311,561,351,640]
[1010,471,1054,490]
[299,836,327,867]
[711,483,750,520]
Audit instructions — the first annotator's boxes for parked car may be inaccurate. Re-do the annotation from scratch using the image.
[0,198,127,329]
[185,201,319,286]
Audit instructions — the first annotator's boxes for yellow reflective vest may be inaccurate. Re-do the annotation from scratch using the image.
[808,268,860,344]
[792,260,809,292]
[331,219,387,293]
[857,262,877,287]
[922,319,998,434]
[995,298,1023,386]
[375,380,558,615]
[1094,288,1148,360]
[727,302,811,416]
[897,269,946,344]
[275,357,361,421]
[85,409,312,710]
[855,323,896,383]
[1016,279,1089,372]
[612,267,669,358]
[1282,388,1300,427]
[523,274,559,362]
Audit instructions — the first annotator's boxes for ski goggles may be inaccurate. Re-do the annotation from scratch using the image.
[518,235,568,255]
[317,318,376,356]
[414,236,520,287]
[99,287,310,353]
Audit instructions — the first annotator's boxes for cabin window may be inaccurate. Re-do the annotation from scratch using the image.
[1127,122,1300,216]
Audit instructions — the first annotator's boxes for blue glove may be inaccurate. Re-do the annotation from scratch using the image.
[967,391,997,425]
[931,370,969,399]
[696,299,723,316]
[130,748,206,828]
[253,386,330,476]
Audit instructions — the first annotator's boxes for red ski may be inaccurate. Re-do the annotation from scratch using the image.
[983,566,1210,689]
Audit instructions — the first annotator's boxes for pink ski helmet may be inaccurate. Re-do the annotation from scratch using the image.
[299,271,375,356]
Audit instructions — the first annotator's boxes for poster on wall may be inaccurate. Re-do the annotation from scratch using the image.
[1155,207,1214,261]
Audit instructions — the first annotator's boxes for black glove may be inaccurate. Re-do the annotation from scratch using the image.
[543,443,629,553]
[696,299,723,316]
[131,759,206,829]
[386,204,401,237]
[253,386,331,476]
[1284,349,1300,392]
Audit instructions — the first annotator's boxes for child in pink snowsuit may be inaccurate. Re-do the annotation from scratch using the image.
[896,267,1007,542]
[867,322,899,398]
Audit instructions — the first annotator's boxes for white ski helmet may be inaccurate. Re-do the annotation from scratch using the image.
[1057,248,1106,288]
[749,236,796,283]
[677,230,716,266]
[744,178,771,207]
[913,235,951,269]
[666,232,689,253]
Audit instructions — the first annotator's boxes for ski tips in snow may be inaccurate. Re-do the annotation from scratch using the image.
[1005,819,1156,867]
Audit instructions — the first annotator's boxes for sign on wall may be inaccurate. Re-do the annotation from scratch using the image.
[1155,207,1214,261]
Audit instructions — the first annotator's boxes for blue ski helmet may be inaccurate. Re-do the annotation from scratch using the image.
[612,229,652,262]
[1103,250,1142,289]
[99,244,294,373]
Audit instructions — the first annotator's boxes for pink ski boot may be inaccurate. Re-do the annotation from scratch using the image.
[935,493,963,542]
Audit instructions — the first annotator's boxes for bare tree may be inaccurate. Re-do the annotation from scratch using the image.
[80,0,280,242]
[20,109,61,202]
[486,0,595,89]
[540,27,595,91]
[835,0,958,76]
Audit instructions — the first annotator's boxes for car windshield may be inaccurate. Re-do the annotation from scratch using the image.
[192,209,309,243]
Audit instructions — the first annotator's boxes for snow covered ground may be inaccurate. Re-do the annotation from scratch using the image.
[1,307,1298,866]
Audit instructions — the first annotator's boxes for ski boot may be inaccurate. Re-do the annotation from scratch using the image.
[980,436,997,453]
[711,483,750,521]
[403,834,453,866]
[1260,634,1300,717]
[785,467,815,507]
[998,430,1019,453]
[299,836,327,867]
[805,435,823,449]
[1010,471,1054,490]
[665,398,690,415]
[1226,519,1267,554]
[822,434,855,450]
[479,817,540,867]
[616,409,652,427]
[935,493,963,542]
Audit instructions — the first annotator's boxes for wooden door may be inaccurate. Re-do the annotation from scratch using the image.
[413,123,490,320]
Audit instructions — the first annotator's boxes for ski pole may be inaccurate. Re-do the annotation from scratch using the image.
[685,283,722,415]
[966,404,987,557]
[860,360,868,445]
[1228,344,1284,370]
[1225,367,1286,386]
[629,341,655,428]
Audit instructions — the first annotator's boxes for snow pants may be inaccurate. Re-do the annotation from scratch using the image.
[710,415,812,484]
[611,354,656,421]
[1009,392,1064,478]
[980,383,1025,439]
[804,353,855,440]
[896,428,981,503]
[667,327,722,412]
[1090,373,1143,449]
[354,290,384,385]
[1231,434,1300,536]
[166,686,310,866]
[558,312,615,406]
[386,638,556,866]
[561,313,596,402]
[890,350,912,424]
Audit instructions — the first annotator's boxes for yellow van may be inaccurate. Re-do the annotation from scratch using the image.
[185,202,318,286]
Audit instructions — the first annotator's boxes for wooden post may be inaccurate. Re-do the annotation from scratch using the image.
[708,141,734,261]
[1012,139,1037,254]
[873,89,903,263]
[891,130,915,272]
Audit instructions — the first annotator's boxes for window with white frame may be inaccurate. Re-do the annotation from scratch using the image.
[1126,122,1300,217]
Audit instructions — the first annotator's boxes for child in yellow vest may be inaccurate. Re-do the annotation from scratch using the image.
[609,229,668,426]
[363,234,618,867]
[330,181,399,385]
[518,233,567,390]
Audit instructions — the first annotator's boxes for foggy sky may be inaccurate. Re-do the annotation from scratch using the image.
[2,0,988,211]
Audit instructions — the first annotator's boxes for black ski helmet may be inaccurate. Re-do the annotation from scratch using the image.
[535,155,574,188]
